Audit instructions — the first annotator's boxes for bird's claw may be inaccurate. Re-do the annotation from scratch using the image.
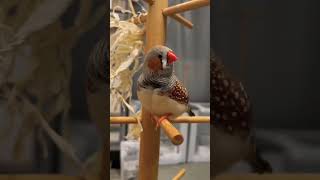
[152,113,172,129]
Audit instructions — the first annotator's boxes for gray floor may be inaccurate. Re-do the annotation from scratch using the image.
[110,162,210,180]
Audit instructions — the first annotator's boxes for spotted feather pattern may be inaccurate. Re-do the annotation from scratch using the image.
[211,56,252,133]
[167,80,189,105]
[138,74,189,105]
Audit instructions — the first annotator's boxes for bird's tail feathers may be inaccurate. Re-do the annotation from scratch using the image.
[247,148,273,174]
[187,107,196,116]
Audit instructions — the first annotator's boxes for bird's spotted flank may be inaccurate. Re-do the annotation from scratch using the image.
[168,80,189,105]
[211,56,252,133]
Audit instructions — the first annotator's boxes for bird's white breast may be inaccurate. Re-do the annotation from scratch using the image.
[137,88,188,119]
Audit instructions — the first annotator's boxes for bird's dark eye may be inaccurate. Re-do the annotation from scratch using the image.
[158,55,162,59]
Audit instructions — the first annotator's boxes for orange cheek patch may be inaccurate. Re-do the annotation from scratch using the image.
[148,58,162,71]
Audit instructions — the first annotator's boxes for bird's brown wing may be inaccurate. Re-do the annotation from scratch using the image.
[165,80,189,105]
[211,56,252,133]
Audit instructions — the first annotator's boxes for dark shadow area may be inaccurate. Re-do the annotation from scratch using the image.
[212,0,320,175]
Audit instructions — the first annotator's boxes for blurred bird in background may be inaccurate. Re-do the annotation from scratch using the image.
[211,53,272,177]
[86,37,108,179]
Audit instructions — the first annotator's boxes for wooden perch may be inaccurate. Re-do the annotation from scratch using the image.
[162,0,210,16]
[171,116,210,123]
[110,116,210,124]
[131,6,192,28]
[139,109,160,180]
[159,118,184,145]
[172,168,186,180]
[139,0,168,179]
[110,116,138,124]
[170,14,193,29]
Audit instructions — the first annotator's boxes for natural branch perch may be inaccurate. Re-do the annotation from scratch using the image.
[159,118,184,145]
[110,116,210,124]
[162,0,210,16]
[172,168,186,180]
[170,14,193,29]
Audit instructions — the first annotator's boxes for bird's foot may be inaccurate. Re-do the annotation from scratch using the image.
[152,113,172,129]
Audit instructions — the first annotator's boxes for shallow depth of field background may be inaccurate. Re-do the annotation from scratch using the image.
[213,0,320,173]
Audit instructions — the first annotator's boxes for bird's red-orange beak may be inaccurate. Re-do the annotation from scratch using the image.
[167,51,178,64]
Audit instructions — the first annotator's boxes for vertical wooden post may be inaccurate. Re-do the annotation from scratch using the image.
[138,0,168,180]
[144,0,168,50]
